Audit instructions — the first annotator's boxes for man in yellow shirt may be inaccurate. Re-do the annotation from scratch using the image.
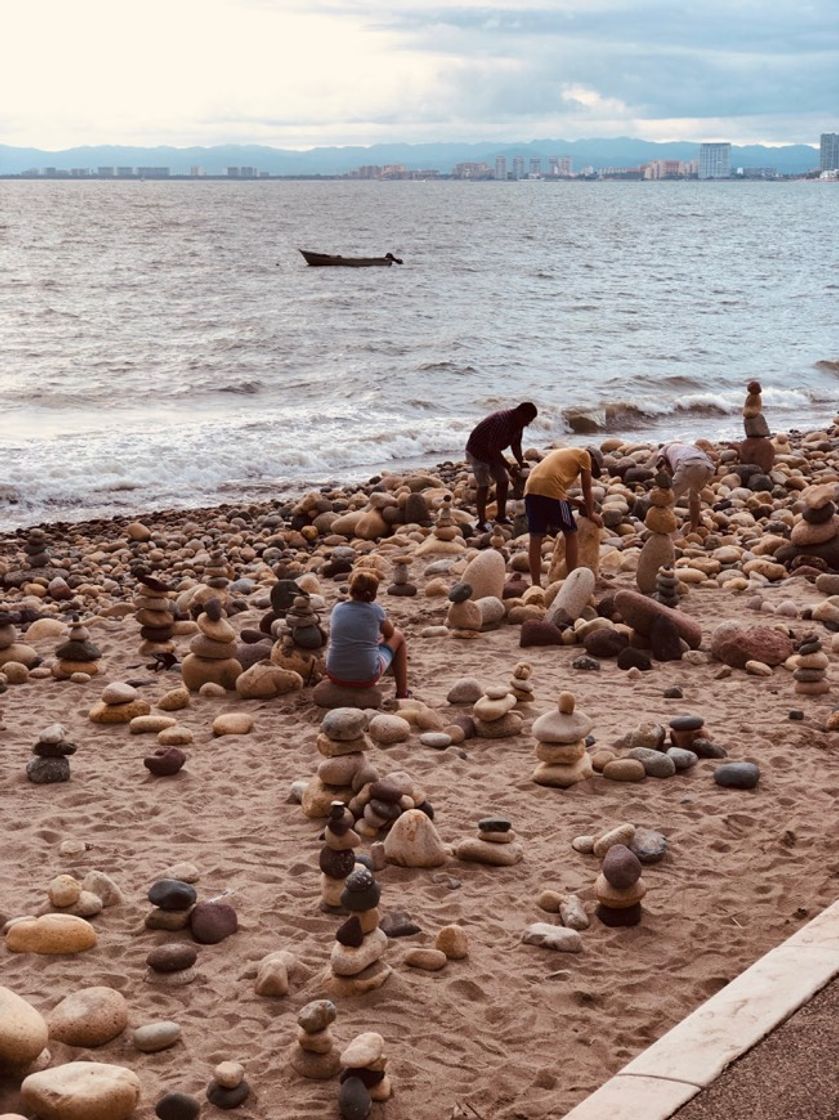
[524,446,603,586]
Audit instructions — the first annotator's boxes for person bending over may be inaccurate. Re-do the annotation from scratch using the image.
[650,441,715,532]
[465,401,538,531]
[326,570,409,698]
[524,446,603,587]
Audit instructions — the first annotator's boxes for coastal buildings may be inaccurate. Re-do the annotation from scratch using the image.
[698,143,731,179]
[512,157,525,180]
[820,133,839,171]
[494,156,507,181]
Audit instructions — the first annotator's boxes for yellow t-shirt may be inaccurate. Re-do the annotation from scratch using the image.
[525,448,591,501]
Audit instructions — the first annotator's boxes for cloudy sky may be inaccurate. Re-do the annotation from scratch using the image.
[3,0,836,149]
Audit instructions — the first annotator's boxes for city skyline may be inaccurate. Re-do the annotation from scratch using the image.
[2,0,837,150]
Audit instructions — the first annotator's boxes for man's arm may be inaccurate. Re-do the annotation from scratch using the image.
[510,431,526,468]
[580,469,603,526]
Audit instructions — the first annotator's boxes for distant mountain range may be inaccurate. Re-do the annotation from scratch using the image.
[0,137,820,175]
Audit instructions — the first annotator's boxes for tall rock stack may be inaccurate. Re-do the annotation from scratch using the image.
[416,496,466,557]
[472,684,523,738]
[181,598,242,692]
[788,484,839,564]
[386,555,416,597]
[320,801,361,912]
[52,616,102,679]
[282,593,327,652]
[23,528,51,570]
[595,843,646,927]
[792,634,830,696]
[739,380,775,473]
[303,709,378,821]
[326,867,391,996]
[339,1032,392,1118]
[0,612,39,670]
[291,999,340,1080]
[531,691,593,788]
[655,566,680,608]
[203,549,232,598]
[445,582,482,638]
[636,473,676,594]
[509,661,534,703]
[133,574,176,657]
[27,723,75,784]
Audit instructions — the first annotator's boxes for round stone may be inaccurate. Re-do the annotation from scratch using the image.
[146,944,198,973]
[147,879,197,911]
[669,714,704,731]
[714,762,760,790]
[601,845,642,890]
[133,1021,181,1052]
[298,999,337,1034]
[156,1092,201,1120]
[189,900,238,944]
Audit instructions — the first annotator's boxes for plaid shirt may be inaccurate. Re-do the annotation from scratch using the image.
[466,409,523,463]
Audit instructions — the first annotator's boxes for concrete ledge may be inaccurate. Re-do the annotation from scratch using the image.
[562,898,839,1120]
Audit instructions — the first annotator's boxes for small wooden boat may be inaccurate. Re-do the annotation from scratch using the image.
[299,250,403,267]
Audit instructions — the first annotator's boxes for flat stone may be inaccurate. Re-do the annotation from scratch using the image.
[602,758,647,782]
[521,922,583,952]
[21,1062,141,1120]
[133,1020,182,1052]
[148,879,197,911]
[5,914,96,955]
[628,747,677,778]
[630,828,668,864]
[714,762,760,789]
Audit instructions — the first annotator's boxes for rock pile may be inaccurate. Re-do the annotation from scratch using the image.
[145,942,199,987]
[531,690,593,788]
[416,495,466,556]
[445,581,482,638]
[339,1031,392,1118]
[455,815,523,866]
[282,592,327,651]
[387,555,417,596]
[320,801,361,911]
[739,380,775,473]
[133,572,176,656]
[327,867,392,996]
[785,482,839,569]
[595,843,646,927]
[655,565,680,608]
[52,615,101,679]
[291,999,340,1079]
[472,684,523,738]
[637,473,676,594]
[0,612,38,673]
[145,877,197,933]
[89,681,151,724]
[303,708,377,820]
[27,723,75,784]
[792,633,830,696]
[181,598,242,692]
[207,1060,250,1110]
[509,660,534,703]
[23,527,51,570]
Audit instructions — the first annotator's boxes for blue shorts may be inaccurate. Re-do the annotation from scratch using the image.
[525,494,577,536]
[376,643,395,677]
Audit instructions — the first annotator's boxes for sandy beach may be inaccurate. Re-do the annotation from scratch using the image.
[1,422,838,1120]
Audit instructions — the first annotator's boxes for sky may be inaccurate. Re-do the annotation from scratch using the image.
[2,0,836,150]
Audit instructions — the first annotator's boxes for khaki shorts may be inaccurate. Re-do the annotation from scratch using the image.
[466,450,507,488]
[671,460,713,501]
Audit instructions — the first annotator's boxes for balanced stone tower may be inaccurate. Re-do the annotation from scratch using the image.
[52,615,102,679]
[339,1032,392,1118]
[472,684,523,738]
[320,801,361,912]
[595,843,646,927]
[386,555,417,597]
[636,473,676,593]
[303,708,378,820]
[445,582,482,639]
[23,528,50,570]
[416,495,466,557]
[133,573,176,657]
[181,598,242,692]
[326,867,391,996]
[0,612,39,670]
[291,999,340,1079]
[655,566,680,608]
[27,723,75,784]
[531,690,593,788]
[739,380,775,473]
[509,661,534,703]
[792,633,830,696]
[454,815,523,866]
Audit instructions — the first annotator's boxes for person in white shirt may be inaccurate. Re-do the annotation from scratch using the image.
[651,442,715,531]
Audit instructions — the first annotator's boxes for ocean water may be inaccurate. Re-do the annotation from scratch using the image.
[0,178,836,530]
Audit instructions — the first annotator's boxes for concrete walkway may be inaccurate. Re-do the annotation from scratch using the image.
[561,898,839,1120]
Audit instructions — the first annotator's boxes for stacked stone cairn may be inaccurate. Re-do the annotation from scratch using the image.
[259,578,300,636]
[145,941,199,987]
[788,483,839,566]
[206,1060,250,1110]
[291,999,340,1079]
[531,691,594,788]
[509,661,534,703]
[145,877,197,933]
[594,843,646,927]
[339,1032,392,1118]
[387,555,417,596]
[89,682,151,724]
[303,708,378,820]
[27,723,75,784]
[23,526,51,570]
[636,472,676,594]
[792,633,830,696]
[472,684,523,738]
[446,581,482,638]
[282,592,327,651]
[655,566,680,608]
[320,801,361,912]
[327,867,391,996]
[133,573,176,657]
[415,495,466,557]
[739,380,775,473]
[52,615,102,679]
[669,714,705,749]
[203,549,233,597]
[181,598,242,692]
[0,612,38,674]
[454,815,523,866]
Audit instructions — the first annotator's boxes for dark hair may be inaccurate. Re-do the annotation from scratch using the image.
[349,570,380,603]
[586,446,603,479]
[516,402,538,422]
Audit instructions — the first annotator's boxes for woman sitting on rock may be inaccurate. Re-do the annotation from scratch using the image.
[326,570,410,698]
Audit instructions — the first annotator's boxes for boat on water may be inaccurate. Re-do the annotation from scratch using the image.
[299,250,403,268]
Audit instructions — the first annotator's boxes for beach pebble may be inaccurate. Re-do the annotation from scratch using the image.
[5,914,96,955]
[745,659,773,676]
[21,1062,141,1120]
[158,726,193,746]
[47,987,128,1049]
[602,758,647,782]
[147,944,198,973]
[206,1080,250,1109]
[537,890,563,913]
[339,1076,372,1120]
[404,947,448,971]
[560,895,590,931]
[521,923,583,953]
[593,823,635,859]
[340,1032,384,1067]
[383,809,448,868]
[714,762,760,789]
[322,707,368,741]
[158,686,190,711]
[190,900,238,944]
[163,862,200,883]
[59,839,87,858]
[571,835,595,854]
[630,828,668,863]
[133,1021,182,1052]
[254,950,296,996]
[420,731,452,748]
[298,999,337,1034]
[367,714,411,744]
[148,879,197,911]
[214,1061,244,1089]
[446,677,483,704]
[212,712,254,736]
[0,985,48,1069]
[628,747,677,778]
[48,874,81,908]
[101,682,139,705]
[155,1092,201,1120]
[666,747,698,771]
[435,924,469,959]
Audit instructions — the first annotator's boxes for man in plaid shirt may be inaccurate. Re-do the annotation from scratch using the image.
[465,402,538,531]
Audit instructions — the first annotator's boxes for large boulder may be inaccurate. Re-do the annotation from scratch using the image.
[710,622,793,669]
[236,662,303,699]
[47,988,128,1048]
[5,915,96,956]
[0,986,48,1070]
[461,550,506,600]
[383,810,448,868]
[614,590,702,649]
[21,1062,141,1120]
[312,679,382,709]
[546,567,595,625]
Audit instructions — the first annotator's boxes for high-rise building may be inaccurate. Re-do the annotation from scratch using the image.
[97,167,114,177]
[698,143,731,179]
[512,157,525,179]
[820,133,839,171]
[495,156,507,181]
[529,157,542,177]
[549,155,572,177]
